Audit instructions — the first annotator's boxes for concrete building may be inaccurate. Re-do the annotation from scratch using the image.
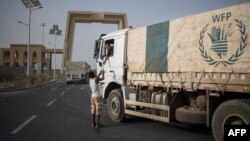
[0,44,63,75]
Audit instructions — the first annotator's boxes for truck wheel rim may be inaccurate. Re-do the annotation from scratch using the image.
[221,114,248,135]
[111,97,120,114]
[224,114,248,125]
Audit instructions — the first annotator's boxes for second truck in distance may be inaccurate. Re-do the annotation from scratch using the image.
[65,61,90,84]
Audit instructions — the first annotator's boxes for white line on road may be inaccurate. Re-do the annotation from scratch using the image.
[80,86,85,90]
[50,87,57,91]
[10,115,37,134]
[46,99,56,107]
[60,91,65,96]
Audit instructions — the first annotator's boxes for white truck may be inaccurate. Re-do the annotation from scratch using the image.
[65,61,90,84]
[93,3,250,141]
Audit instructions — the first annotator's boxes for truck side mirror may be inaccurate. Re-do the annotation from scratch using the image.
[93,40,99,59]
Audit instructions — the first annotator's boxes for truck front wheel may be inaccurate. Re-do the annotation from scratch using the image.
[107,89,125,122]
[212,99,250,141]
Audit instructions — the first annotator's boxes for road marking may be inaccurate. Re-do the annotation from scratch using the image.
[80,86,85,90]
[46,99,56,107]
[60,91,65,96]
[50,87,57,91]
[10,115,37,134]
[67,87,70,90]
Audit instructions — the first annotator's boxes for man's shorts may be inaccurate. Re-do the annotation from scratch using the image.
[91,96,102,115]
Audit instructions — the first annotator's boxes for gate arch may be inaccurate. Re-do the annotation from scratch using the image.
[61,11,128,73]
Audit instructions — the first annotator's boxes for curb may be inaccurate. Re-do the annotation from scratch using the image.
[0,81,53,93]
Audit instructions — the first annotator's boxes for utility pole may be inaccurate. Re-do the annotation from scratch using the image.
[40,22,47,45]
[21,0,42,76]
[49,25,62,80]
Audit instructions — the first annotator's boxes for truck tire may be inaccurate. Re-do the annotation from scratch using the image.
[175,107,206,125]
[107,89,125,122]
[212,99,250,141]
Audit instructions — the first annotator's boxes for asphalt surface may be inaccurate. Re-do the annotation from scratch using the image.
[0,80,214,141]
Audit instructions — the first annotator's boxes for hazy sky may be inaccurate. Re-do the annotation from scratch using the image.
[0,0,249,69]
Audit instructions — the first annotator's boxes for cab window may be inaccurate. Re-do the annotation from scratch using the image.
[101,39,114,58]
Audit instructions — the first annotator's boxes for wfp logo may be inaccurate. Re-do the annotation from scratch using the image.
[208,24,232,58]
[199,12,248,67]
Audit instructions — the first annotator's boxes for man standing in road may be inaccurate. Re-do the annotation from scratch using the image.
[89,70,104,128]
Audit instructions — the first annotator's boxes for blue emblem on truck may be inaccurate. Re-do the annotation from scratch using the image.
[208,24,233,58]
[199,12,247,67]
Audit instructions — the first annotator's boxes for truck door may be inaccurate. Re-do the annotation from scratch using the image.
[112,36,126,84]
[101,36,126,84]
[100,39,115,82]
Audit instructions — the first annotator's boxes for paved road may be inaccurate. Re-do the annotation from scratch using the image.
[0,81,214,141]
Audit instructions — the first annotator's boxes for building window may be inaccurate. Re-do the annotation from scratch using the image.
[4,51,10,57]
[14,51,19,59]
[33,51,37,61]
[42,52,45,58]
[24,51,27,58]
[4,62,10,66]
[14,62,19,66]
[33,52,37,58]
[3,51,10,59]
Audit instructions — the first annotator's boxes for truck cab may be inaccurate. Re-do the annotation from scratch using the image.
[94,28,130,99]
